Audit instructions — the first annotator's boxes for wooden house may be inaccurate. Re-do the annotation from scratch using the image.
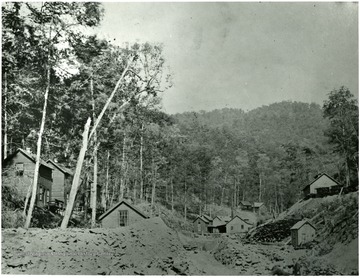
[252,202,264,213]
[290,220,316,248]
[303,173,341,198]
[226,215,252,234]
[2,148,53,208]
[98,199,149,228]
[208,216,227,233]
[193,215,210,234]
[239,200,252,211]
[47,160,73,205]
[202,214,213,224]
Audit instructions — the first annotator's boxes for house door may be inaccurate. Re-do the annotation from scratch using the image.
[197,221,201,233]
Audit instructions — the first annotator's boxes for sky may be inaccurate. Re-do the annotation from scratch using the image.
[94,2,358,114]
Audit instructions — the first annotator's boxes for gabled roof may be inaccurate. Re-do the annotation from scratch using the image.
[193,215,210,224]
[98,200,149,221]
[253,202,264,208]
[3,148,54,170]
[226,215,252,226]
[202,214,212,222]
[218,216,231,222]
[290,219,316,230]
[302,173,341,191]
[47,159,74,176]
[239,200,252,206]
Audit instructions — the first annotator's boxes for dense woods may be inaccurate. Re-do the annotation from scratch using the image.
[2,2,358,227]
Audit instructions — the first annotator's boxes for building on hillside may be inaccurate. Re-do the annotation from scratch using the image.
[302,173,341,198]
[2,148,53,208]
[208,216,227,233]
[226,215,252,234]
[239,200,252,211]
[193,215,210,234]
[252,202,264,213]
[98,199,149,228]
[290,220,316,248]
[47,160,73,205]
[202,214,213,224]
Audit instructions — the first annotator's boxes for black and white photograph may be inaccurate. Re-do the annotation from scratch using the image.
[1,1,358,275]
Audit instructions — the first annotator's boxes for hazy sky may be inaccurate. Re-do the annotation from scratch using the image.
[94,2,358,114]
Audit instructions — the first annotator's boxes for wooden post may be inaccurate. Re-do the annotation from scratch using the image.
[3,72,8,159]
[61,118,91,229]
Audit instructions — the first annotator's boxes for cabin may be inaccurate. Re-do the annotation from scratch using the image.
[239,200,252,211]
[2,148,53,208]
[252,202,264,213]
[290,220,316,248]
[226,215,252,234]
[193,215,210,234]
[208,216,227,233]
[202,214,213,224]
[98,199,149,228]
[303,173,341,198]
[47,160,73,205]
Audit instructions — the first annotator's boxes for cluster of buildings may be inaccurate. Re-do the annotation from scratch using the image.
[2,148,95,213]
[193,214,253,235]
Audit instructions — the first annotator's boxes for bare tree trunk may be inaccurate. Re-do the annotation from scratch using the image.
[24,60,51,229]
[184,180,187,222]
[91,143,98,228]
[90,77,98,228]
[23,183,32,216]
[119,133,127,201]
[3,72,8,159]
[151,157,157,215]
[171,178,174,212]
[60,118,91,229]
[139,124,144,200]
[259,174,262,202]
[102,150,110,210]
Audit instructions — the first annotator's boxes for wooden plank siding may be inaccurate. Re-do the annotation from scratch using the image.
[100,202,148,229]
[2,150,53,208]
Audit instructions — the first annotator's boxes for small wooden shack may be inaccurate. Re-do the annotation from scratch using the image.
[239,200,252,211]
[252,202,264,213]
[2,148,53,208]
[208,216,227,233]
[226,215,252,234]
[303,173,340,198]
[98,200,149,228]
[290,220,316,248]
[193,216,210,234]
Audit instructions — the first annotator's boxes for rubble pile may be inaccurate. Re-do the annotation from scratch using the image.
[213,237,306,275]
[246,218,300,242]
[1,217,192,275]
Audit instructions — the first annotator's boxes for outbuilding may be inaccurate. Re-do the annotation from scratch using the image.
[98,200,149,228]
[290,220,316,248]
[193,215,210,234]
[226,215,252,234]
[302,173,340,198]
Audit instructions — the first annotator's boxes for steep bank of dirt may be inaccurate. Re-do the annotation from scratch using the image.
[2,217,236,275]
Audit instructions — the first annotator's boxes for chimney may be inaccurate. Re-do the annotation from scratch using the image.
[54,158,58,163]
[25,147,31,153]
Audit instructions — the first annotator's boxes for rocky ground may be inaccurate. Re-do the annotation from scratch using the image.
[2,208,358,275]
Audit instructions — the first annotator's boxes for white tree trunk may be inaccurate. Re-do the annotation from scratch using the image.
[60,118,91,229]
[24,63,51,229]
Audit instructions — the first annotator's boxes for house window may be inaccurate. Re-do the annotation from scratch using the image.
[119,210,128,227]
[15,163,24,176]
[231,226,234,230]
[46,190,50,203]
[39,187,43,201]
[241,224,244,230]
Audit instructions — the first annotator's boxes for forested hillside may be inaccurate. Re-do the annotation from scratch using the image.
[172,100,357,214]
